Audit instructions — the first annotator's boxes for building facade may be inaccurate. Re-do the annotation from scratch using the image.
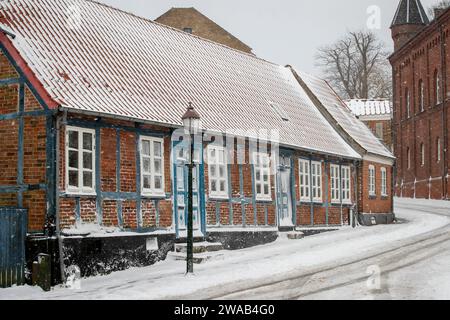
[155,7,254,54]
[1,0,394,281]
[390,0,450,200]
[346,99,393,151]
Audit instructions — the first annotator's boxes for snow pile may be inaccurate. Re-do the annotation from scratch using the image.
[1,198,449,300]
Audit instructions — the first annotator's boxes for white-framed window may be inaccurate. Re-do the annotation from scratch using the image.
[437,138,441,163]
[311,161,322,202]
[253,152,271,201]
[369,165,376,196]
[381,167,387,197]
[330,164,340,203]
[420,143,425,167]
[208,145,229,199]
[419,80,425,112]
[65,126,96,194]
[299,159,310,201]
[405,88,411,118]
[341,166,351,203]
[435,70,441,105]
[140,136,165,196]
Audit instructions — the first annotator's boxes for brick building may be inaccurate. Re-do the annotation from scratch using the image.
[155,7,253,54]
[0,0,394,280]
[389,0,450,200]
[346,99,393,151]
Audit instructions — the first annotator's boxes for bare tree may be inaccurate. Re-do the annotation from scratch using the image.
[428,0,450,18]
[315,30,391,100]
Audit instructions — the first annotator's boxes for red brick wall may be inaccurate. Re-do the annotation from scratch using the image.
[391,12,450,200]
[358,161,393,214]
[1,50,48,232]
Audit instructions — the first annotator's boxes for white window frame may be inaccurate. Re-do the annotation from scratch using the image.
[406,88,411,118]
[253,152,272,201]
[419,80,425,112]
[437,138,441,163]
[369,165,376,196]
[341,166,351,204]
[207,145,229,199]
[436,71,441,105]
[407,148,411,170]
[65,126,96,195]
[420,143,425,167]
[381,167,387,197]
[330,164,340,203]
[299,159,310,202]
[140,136,165,197]
[311,161,322,203]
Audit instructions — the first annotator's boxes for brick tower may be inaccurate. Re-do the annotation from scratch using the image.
[391,0,429,51]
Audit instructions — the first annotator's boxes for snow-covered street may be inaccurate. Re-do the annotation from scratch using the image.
[1,198,450,300]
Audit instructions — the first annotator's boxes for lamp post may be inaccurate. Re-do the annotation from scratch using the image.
[182,102,201,274]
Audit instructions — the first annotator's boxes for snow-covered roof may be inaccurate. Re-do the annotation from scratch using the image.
[0,0,360,159]
[297,72,394,159]
[345,99,392,118]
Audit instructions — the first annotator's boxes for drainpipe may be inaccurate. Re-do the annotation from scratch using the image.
[55,110,67,284]
[439,23,448,199]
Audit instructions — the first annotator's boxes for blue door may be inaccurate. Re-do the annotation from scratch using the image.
[173,141,204,237]
[277,156,294,227]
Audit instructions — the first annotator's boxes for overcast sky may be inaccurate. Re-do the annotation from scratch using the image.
[96,0,439,75]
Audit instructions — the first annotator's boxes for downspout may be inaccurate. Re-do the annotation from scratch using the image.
[439,23,448,199]
[353,160,360,227]
[55,110,67,284]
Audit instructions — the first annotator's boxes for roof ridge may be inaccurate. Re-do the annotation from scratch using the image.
[84,0,274,66]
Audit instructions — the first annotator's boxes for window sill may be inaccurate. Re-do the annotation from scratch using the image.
[141,192,166,199]
[63,192,97,197]
[208,195,230,201]
[369,195,377,200]
[255,197,273,203]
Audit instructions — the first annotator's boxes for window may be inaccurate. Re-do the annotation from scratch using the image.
[253,152,271,201]
[208,145,228,199]
[381,167,387,197]
[407,147,411,170]
[140,136,165,196]
[311,161,322,202]
[437,138,441,163]
[405,88,411,118]
[369,165,376,196]
[419,80,425,112]
[420,143,425,167]
[66,127,95,194]
[375,123,383,139]
[435,70,441,105]
[330,164,340,203]
[341,166,351,203]
[299,159,310,201]
[183,27,192,34]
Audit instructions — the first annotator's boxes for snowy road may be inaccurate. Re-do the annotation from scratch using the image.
[1,198,450,300]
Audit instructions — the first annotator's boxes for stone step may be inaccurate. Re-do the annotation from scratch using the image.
[279,231,305,240]
[167,251,225,264]
[175,242,224,254]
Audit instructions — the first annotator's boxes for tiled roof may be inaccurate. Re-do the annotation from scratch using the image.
[345,99,392,117]
[297,72,394,159]
[0,0,360,159]
[391,0,429,27]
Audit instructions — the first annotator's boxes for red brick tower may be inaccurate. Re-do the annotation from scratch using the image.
[391,0,429,51]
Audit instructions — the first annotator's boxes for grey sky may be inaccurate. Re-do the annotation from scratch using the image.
[96,0,439,75]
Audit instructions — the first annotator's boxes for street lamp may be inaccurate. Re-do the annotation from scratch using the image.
[182,102,201,274]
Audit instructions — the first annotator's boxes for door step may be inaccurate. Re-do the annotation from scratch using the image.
[279,231,305,240]
[167,251,225,264]
[174,242,224,254]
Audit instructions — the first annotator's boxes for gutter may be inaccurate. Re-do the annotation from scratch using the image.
[55,110,67,284]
